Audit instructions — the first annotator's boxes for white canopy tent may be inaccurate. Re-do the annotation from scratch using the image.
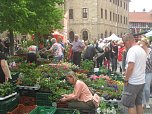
[145,30,152,37]
[104,33,122,41]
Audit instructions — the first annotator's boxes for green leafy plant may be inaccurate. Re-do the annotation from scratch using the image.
[0,82,16,97]
[17,63,41,86]
[80,60,94,71]
[99,66,109,75]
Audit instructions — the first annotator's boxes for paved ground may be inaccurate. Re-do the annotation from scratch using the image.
[119,97,152,114]
[143,97,152,114]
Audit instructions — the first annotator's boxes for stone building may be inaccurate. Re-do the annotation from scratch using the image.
[64,0,129,42]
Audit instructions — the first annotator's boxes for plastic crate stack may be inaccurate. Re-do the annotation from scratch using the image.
[0,94,19,114]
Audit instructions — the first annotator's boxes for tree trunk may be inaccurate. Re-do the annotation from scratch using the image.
[9,30,14,55]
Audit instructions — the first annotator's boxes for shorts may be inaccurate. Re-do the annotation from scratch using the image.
[121,83,144,108]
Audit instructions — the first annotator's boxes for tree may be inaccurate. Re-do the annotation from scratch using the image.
[0,0,64,55]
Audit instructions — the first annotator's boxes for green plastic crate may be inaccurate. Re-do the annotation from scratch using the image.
[30,106,56,114]
[0,94,19,114]
[36,92,52,106]
[36,100,52,106]
[54,108,80,114]
[36,92,51,100]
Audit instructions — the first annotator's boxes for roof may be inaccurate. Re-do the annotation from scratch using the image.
[129,11,152,23]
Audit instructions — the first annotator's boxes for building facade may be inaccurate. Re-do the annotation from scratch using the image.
[64,0,129,42]
[129,10,152,35]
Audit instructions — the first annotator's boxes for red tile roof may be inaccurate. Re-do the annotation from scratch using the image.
[129,11,152,23]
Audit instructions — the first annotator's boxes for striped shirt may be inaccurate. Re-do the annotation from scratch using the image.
[145,48,152,73]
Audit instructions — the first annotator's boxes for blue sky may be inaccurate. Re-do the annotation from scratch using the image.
[129,0,152,12]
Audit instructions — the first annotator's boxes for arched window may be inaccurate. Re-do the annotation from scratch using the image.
[69,31,74,42]
[82,31,88,41]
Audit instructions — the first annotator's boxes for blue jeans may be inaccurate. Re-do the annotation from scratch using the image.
[142,73,152,104]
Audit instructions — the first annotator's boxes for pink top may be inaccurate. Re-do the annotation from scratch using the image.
[68,80,100,107]
[73,80,93,102]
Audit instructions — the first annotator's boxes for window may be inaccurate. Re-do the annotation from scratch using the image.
[110,11,112,21]
[101,8,103,18]
[115,0,117,5]
[69,31,74,42]
[82,8,88,18]
[105,30,107,38]
[105,9,107,19]
[120,15,122,23]
[124,16,125,24]
[82,31,88,41]
[124,2,125,9]
[113,13,115,21]
[69,9,73,19]
[101,33,103,39]
[118,0,119,6]
[118,14,119,22]
[120,1,122,7]
[110,31,112,36]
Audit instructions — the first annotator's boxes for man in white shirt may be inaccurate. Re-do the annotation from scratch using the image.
[27,44,38,63]
[121,33,147,114]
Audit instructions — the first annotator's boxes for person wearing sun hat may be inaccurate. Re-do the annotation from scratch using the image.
[140,37,152,109]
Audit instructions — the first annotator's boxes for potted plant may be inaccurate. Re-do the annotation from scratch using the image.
[0,82,16,98]
[16,63,41,89]
[80,60,94,73]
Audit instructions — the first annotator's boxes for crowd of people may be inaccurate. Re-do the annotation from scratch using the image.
[0,33,152,114]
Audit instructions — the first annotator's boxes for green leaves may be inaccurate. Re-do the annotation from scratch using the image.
[80,60,94,71]
[0,0,64,34]
[0,82,15,97]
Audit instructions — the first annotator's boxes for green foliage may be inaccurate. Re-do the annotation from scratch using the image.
[0,0,64,34]
[7,56,24,63]
[148,36,152,42]
[17,63,41,86]
[91,78,106,89]
[80,60,94,71]
[99,101,107,110]
[0,82,16,97]
[99,66,109,75]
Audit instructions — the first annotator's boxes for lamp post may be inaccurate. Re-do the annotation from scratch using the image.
[116,0,118,35]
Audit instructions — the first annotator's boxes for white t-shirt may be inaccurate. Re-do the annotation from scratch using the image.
[28,45,38,54]
[50,43,63,57]
[126,45,147,85]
